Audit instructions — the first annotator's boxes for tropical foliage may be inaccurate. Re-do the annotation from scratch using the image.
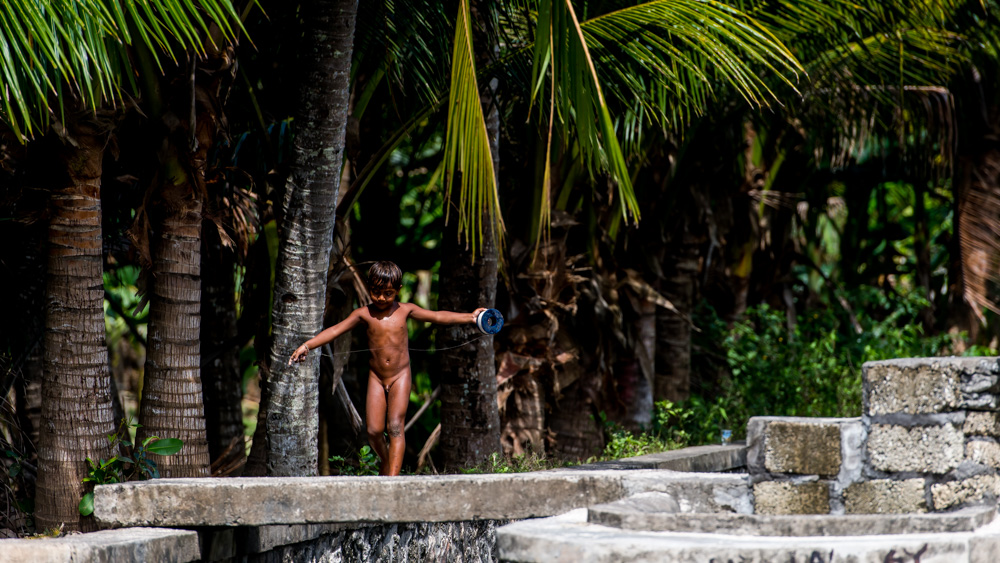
[3,0,1000,536]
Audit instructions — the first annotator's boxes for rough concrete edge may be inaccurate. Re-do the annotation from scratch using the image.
[0,528,200,563]
[94,468,754,527]
[586,500,996,537]
[568,444,748,473]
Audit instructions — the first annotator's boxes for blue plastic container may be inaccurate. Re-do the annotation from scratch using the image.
[475,308,504,335]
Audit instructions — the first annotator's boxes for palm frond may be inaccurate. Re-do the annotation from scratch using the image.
[443,0,505,256]
[0,0,245,141]
[531,0,805,231]
[531,0,643,229]
[584,0,803,120]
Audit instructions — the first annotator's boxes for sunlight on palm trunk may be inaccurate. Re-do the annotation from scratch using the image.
[246,0,358,477]
[138,193,211,478]
[35,118,117,532]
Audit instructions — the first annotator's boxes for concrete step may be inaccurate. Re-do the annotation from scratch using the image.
[587,492,996,536]
[497,508,1000,563]
[93,469,751,528]
[0,528,199,563]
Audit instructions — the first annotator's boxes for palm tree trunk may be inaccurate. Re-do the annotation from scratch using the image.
[629,300,655,428]
[438,221,501,470]
[438,51,502,470]
[654,241,698,402]
[952,65,1000,336]
[136,40,240,477]
[200,226,245,474]
[35,124,117,532]
[246,0,358,477]
[11,218,46,450]
[547,379,605,461]
[138,193,212,477]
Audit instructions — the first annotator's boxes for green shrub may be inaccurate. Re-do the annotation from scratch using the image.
[459,451,561,474]
[78,417,183,516]
[662,289,953,445]
[329,445,380,475]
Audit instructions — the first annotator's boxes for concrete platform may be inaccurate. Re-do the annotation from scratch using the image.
[497,508,1000,563]
[588,492,996,536]
[93,470,752,527]
[0,528,199,563]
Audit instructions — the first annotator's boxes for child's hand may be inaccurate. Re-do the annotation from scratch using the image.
[289,343,310,365]
[471,307,487,323]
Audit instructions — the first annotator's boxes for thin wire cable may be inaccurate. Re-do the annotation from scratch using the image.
[315,333,492,358]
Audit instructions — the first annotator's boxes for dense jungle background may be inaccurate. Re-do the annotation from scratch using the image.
[3,0,1000,537]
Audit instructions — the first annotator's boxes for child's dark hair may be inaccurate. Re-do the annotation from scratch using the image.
[368,261,403,291]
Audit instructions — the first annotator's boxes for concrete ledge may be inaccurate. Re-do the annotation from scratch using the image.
[586,493,993,536]
[498,509,1000,563]
[0,528,199,563]
[94,469,750,527]
[578,445,746,473]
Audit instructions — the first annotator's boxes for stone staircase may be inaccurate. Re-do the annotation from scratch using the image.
[497,357,1000,562]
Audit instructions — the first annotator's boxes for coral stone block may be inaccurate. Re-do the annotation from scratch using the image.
[753,481,830,515]
[931,475,1000,510]
[867,424,964,474]
[764,421,842,476]
[864,357,1000,416]
[843,479,927,514]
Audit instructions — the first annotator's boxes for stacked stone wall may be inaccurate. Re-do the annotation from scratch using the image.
[749,357,1000,515]
[747,417,864,514]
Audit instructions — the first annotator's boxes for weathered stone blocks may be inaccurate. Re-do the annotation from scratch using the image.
[967,441,1000,468]
[966,411,1000,438]
[864,357,1000,416]
[763,421,841,475]
[747,417,859,478]
[858,357,1000,512]
[866,422,965,473]
[932,474,1000,510]
[753,481,830,515]
[749,358,1000,515]
[843,479,927,514]
[747,416,863,515]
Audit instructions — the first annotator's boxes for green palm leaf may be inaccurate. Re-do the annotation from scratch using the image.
[443,0,505,257]
[0,0,247,141]
[530,0,804,232]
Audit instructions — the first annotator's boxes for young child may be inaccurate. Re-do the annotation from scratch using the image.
[288,260,485,476]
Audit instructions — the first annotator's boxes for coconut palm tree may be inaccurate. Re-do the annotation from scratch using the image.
[246,0,359,477]
[133,32,240,479]
[607,0,1000,423]
[1,0,244,531]
[436,0,504,470]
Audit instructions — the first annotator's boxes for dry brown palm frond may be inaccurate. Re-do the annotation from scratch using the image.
[748,189,805,210]
[205,171,260,261]
[805,83,956,180]
[958,146,1000,322]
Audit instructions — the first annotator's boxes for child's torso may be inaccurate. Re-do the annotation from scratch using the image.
[364,303,411,378]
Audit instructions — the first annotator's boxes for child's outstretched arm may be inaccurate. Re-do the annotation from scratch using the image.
[288,308,364,364]
[408,304,487,325]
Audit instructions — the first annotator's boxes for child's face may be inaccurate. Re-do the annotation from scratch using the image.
[370,286,398,310]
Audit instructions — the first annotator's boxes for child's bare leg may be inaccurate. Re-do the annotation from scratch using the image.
[365,372,390,475]
[384,371,411,476]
